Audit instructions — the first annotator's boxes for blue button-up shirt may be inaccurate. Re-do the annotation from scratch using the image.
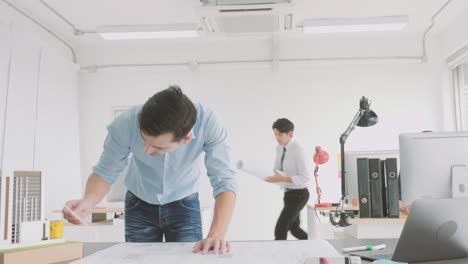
[93,103,238,205]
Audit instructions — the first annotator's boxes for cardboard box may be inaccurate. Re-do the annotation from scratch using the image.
[0,241,83,264]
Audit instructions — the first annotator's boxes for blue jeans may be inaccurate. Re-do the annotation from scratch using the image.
[125,191,203,242]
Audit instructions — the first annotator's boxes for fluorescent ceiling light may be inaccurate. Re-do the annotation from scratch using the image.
[97,24,199,40]
[303,16,408,34]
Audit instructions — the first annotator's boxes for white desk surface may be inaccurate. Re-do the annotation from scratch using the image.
[81,239,468,264]
[75,240,342,264]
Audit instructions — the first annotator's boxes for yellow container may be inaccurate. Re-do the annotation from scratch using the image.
[50,220,64,239]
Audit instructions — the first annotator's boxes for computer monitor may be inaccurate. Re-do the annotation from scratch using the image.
[399,131,468,203]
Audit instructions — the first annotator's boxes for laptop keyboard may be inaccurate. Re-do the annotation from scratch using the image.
[349,249,395,261]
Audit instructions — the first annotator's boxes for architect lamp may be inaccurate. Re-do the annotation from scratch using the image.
[331,96,378,227]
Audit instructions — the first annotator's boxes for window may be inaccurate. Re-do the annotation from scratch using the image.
[112,105,130,119]
[455,65,468,130]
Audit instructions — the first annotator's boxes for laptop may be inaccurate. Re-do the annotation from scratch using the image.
[349,197,468,263]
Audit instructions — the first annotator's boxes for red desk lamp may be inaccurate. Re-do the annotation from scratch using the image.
[313,146,330,207]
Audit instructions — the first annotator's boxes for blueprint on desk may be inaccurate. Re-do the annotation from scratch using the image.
[72,240,347,264]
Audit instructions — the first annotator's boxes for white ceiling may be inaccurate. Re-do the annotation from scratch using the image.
[4,0,468,65]
[21,0,450,31]
[7,0,468,45]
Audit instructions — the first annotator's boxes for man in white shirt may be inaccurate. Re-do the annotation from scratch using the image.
[266,118,311,240]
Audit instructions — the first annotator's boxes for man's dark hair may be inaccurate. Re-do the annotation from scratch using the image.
[138,86,197,142]
[272,118,294,133]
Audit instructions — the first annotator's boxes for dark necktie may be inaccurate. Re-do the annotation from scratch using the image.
[280,146,286,171]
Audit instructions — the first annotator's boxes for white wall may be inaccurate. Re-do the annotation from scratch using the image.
[0,2,80,233]
[0,7,11,242]
[78,58,444,240]
[0,11,11,178]
[440,9,468,60]
[34,49,81,214]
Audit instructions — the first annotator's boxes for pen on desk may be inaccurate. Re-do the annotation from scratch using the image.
[64,204,88,226]
[342,244,386,253]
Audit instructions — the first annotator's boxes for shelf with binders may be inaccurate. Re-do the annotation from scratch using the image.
[347,201,409,225]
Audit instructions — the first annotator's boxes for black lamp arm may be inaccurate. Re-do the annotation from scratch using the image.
[339,109,364,201]
[340,109,364,145]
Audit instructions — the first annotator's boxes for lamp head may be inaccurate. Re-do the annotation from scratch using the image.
[357,96,378,127]
[313,146,329,165]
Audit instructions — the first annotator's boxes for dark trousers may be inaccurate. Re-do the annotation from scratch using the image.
[274,188,309,240]
[125,191,202,242]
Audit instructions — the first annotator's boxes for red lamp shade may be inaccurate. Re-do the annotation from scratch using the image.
[313,146,329,165]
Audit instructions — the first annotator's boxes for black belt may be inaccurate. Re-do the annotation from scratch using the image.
[285,187,308,192]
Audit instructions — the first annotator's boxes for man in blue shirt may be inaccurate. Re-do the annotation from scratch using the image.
[63,86,238,254]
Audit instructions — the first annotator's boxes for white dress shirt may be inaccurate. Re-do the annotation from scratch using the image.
[274,137,312,189]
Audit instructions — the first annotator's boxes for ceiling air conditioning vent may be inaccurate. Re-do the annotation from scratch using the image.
[198,3,294,35]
